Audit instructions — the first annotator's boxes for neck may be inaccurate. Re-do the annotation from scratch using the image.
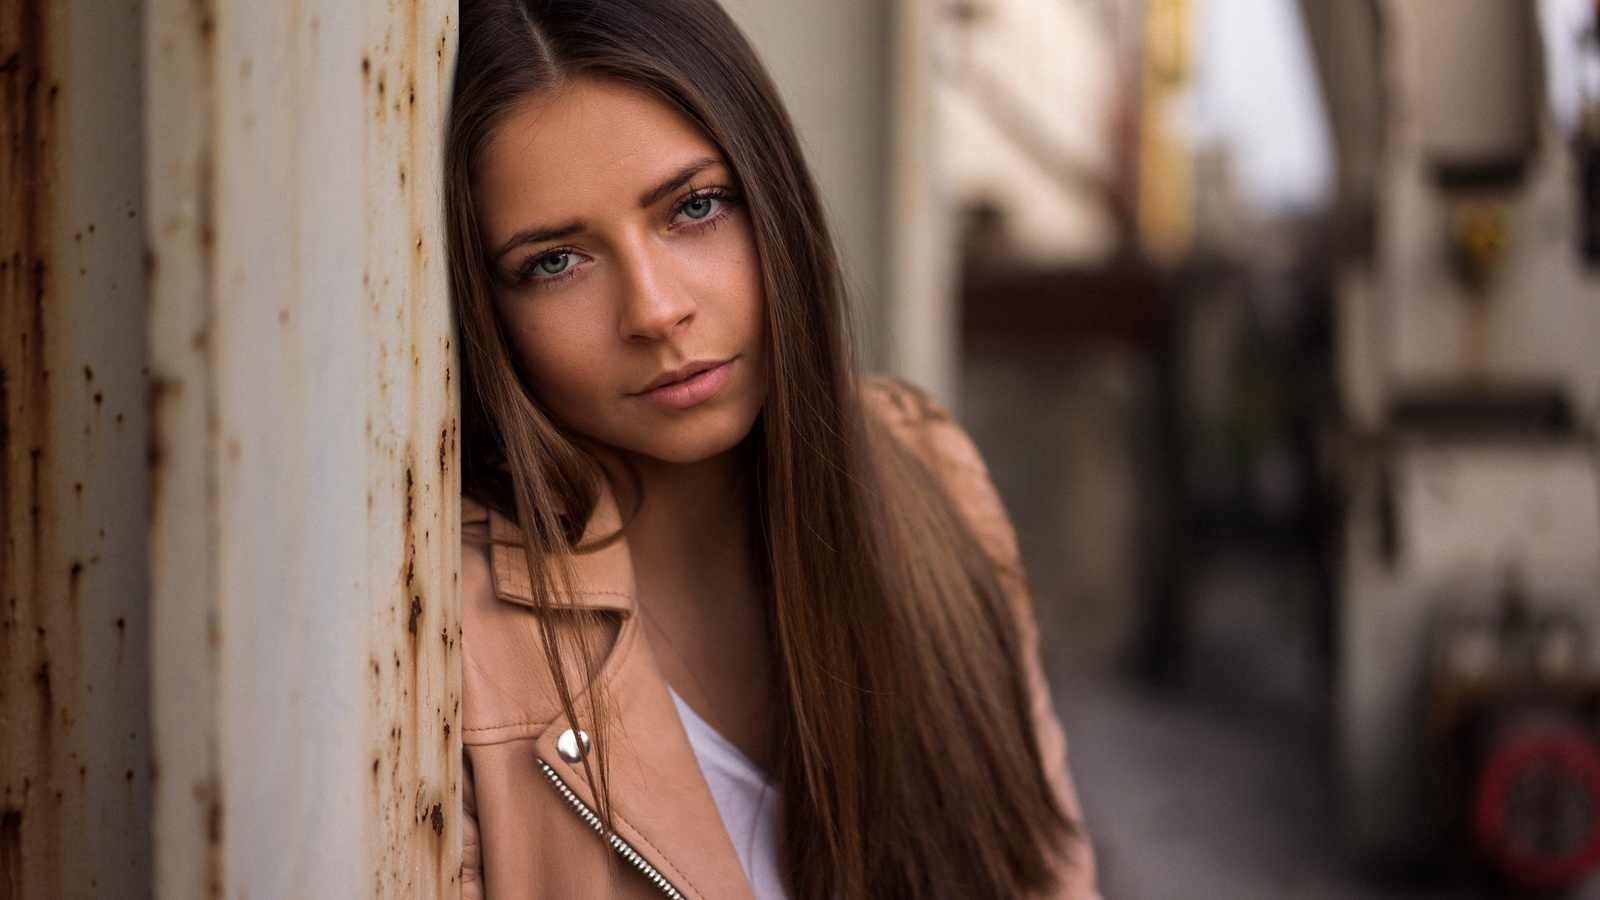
[600,441,775,767]
[603,443,760,610]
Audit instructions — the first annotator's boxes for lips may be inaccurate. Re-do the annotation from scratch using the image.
[632,358,736,410]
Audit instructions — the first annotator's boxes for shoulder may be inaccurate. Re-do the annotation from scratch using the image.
[864,380,1102,900]
[860,375,1024,585]
[861,375,955,434]
[860,375,982,480]
[860,376,1000,515]
[860,375,972,479]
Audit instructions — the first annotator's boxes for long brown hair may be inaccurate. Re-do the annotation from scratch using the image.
[446,1,1072,896]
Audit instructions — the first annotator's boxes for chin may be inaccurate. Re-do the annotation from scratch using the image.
[626,415,759,467]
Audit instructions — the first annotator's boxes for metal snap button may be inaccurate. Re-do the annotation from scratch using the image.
[556,728,590,763]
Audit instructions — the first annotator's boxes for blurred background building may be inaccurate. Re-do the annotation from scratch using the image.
[8,0,1600,896]
[733,0,1600,897]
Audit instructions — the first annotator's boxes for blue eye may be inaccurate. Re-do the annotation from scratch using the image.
[674,187,739,226]
[510,248,583,288]
[535,251,573,275]
[679,196,718,221]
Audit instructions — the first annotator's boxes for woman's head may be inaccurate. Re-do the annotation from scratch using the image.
[474,76,769,469]
[448,0,850,518]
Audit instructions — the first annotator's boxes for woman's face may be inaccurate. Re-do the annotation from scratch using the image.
[475,77,767,467]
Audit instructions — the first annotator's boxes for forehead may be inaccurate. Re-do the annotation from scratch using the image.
[475,78,724,224]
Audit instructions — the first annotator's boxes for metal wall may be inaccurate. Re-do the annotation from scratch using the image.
[3,0,461,896]
[145,1,460,896]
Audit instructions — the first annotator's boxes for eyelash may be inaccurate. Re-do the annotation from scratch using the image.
[511,247,584,289]
[670,185,739,232]
[508,185,743,290]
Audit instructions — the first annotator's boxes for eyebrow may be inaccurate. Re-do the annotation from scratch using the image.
[638,156,721,208]
[492,221,584,258]
[490,156,726,259]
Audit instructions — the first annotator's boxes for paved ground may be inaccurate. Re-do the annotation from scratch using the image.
[1041,546,1595,900]
[1052,669,1477,900]
[1047,592,1600,900]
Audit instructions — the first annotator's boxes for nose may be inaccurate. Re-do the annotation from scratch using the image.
[617,240,695,342]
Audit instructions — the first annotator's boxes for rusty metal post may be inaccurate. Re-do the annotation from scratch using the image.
[145,1,459,898]
[2,0,153,896]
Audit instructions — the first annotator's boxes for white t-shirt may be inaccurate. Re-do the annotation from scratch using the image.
[669,688,790,900]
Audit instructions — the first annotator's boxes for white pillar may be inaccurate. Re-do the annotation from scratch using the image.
[145,2,460,897]
[887,0,959,405]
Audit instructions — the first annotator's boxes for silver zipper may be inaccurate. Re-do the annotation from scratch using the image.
[538,758,688,900]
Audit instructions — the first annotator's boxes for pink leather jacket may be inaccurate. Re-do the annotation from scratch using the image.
[460,378,1101,899]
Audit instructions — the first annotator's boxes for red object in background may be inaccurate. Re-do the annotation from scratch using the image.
[961,263,1164,352]
[1471,712,1600,890]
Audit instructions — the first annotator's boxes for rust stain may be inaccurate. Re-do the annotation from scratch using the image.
[1,0,64,894]
[147,0,223,842]
[404,465,414,525]
[33,660,51,714]
[206,789,223,900]
[1,0,54,602]
[2,808,21,899]
[148,10,222,887]
[144,373,185,532]
[361,6,461,891]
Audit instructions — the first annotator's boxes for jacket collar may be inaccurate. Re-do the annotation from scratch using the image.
[484,486,637,614]
[470,490,757,900]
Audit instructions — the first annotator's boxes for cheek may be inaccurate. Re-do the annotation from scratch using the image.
[498,305,606,410]
[711,232,766,338]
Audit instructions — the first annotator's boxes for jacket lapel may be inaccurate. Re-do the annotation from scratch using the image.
[485,489,759,900]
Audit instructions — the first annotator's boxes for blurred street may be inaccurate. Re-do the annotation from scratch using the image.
[1048,547,1600,900]
[1052,665,1466,900]
[959,1,1600,888]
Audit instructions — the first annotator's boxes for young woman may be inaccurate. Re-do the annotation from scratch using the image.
[447,0,1099,897]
